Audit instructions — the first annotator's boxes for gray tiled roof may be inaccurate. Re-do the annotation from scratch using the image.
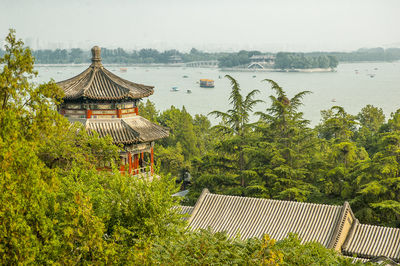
[57,46,154,100]
[187,189,345,247]
[186,189,400,262]
[178,206,194,216]
[85,117,169,144]
[86,119,138,144]
[342,222,400,262]
[123,116,169,142]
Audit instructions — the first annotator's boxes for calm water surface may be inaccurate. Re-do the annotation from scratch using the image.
[35,62,400,126]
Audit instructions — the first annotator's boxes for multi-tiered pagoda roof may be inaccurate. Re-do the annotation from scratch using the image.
[58,47,154,101]
[57,46,168,175]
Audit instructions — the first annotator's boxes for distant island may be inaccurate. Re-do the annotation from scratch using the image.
[1,46,399,70]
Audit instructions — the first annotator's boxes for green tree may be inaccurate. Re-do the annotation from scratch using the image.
[208,75,262,187]
[253,80,318,201]
[355,105,385,155]
[0,29,119,264]
[317,106,357,141]
[350,111,400,226]
[138,99,159,122]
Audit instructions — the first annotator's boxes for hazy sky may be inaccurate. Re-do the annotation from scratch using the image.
[1,0,399,52]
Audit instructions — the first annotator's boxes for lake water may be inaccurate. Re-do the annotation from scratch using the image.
[34,62,400,126]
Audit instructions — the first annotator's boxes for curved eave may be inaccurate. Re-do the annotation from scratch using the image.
[57,65,154,101]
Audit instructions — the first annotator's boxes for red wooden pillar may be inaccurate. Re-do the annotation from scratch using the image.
[141,152,144,169]
[128,152,132,174]
[150,147,154,174]
[134,107,139,115]
[117,109,122,118]
[86,109,92,118]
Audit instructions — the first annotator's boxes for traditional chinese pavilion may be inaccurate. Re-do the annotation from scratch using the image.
[57,46,169,176]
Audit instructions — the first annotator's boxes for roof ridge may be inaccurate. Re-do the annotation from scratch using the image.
[328,201,353,249]
[120,118,140,138]
[82,67,98,98]
[187,188,209,225]
[341,218,359,251]
[123,116,170,135]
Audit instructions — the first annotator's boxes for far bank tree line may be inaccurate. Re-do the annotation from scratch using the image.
[139,76,400,229]
[1,46,399,68]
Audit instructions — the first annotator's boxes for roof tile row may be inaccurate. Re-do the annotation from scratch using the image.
[85,116,169,144]
[183,189,400,263]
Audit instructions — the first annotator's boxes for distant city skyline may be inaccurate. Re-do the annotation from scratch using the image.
[1,0,400,52]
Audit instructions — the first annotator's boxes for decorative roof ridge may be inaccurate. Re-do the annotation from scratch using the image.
[187,188,209,225]
[341,218,360,251]
[56,67,91,90]
[328,201,354,249]
[120,118,140,138]
[81,67,98,98]
[122,116,170,130]
[122,117,170,137]
[90,46,103,67]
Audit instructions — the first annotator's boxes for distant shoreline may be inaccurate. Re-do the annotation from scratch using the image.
[219,67,336,73]
[33,63,334,72]
[32,60,398,69]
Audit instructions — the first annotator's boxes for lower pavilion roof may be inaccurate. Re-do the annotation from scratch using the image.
[342,221,400,262]
[187,189,346,248]
[182,189,400,263]
[82,116,169,145]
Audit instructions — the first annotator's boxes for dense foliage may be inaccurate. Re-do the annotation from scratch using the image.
[0,47,223,64]
[0,30,370,264]
[325,47,400,62]
[274,52,338,69]
[0,30,183,264]
[140,77,400,228]
[217,50,263,68]
[2,46,398,68]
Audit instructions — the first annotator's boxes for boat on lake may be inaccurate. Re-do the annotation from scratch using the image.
[186,90,192,94]
[183,75,188,78]
[200,79,214,88]
[171,87,179,92]
[120,68,127,72]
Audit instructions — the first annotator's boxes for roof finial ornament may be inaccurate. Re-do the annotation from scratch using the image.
[91,46,102,66]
